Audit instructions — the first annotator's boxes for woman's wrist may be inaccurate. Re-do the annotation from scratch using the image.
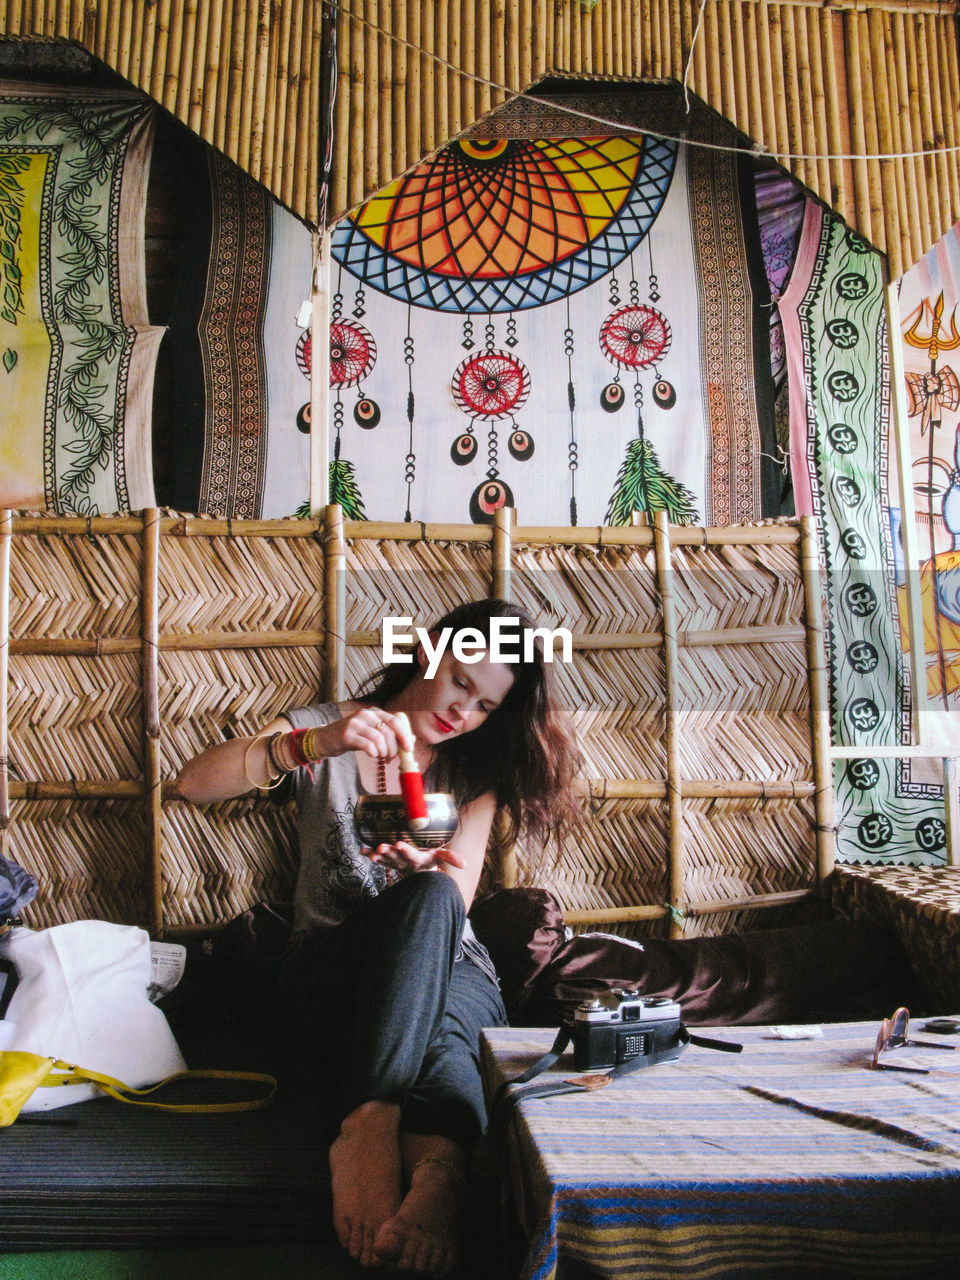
[267,726,329,774]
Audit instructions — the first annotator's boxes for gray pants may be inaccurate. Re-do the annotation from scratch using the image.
[278,872,508,1150]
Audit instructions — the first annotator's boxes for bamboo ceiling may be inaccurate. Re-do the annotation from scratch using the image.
[0,1,957,273]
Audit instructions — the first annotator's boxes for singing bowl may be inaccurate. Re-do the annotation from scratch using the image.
[354,792,460,849]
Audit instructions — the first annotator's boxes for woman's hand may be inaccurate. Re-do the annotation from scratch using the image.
[363,840,466,877]
[323,705,415,763]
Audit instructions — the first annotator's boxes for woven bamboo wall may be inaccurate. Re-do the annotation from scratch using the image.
[0,1,956,272]
[0,507,833,941]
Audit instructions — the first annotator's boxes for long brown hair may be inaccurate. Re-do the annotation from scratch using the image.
[356,599,582,857]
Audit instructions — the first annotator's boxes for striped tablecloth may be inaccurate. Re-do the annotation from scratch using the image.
[481,1020,960,1280]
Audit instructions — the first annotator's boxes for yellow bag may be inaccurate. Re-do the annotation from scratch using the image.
[0,1048,276,1127]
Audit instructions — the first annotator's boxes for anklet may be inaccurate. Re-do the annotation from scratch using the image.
[413,1156,466,1185]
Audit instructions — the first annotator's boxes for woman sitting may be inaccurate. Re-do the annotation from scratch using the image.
[174,598,581,1275]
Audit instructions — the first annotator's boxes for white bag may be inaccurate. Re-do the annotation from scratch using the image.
[0,920,186,1112]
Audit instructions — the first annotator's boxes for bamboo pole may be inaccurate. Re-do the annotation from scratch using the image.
[344,623,805,653]
[5,773,817,806]
[8,780,201,801]
[805,3,832,210]
[281,0,305,211]
[564,887,820,929]
[200,0,225,146]
[843,9,873,247]
[729,0,752,144]
[310,233,330,514]
[719,0,744,144]
[175,0,199,122]
[683,888,819,916]
[491,0,506,107]
[9,631,328,656]
[910,14,941,250]
[245,0,273,184]
[821,4,851,226]
[795,2,827,199]
[860,13,887,256]
[141,508,163,936]
[186,0,210,136]
[406,1,422,171]
[0,511,10,839]
[298,0,320,219]
[260,0,288,191]
[564,904,670,926]
[511,523,801,548]
[782,1,809,191]
[937,13,960,231]
[3,515,803,550]
[768,6,794,178]
[363,0,379,197]
[476,0,492,121]
[799,515,835,895]
[151,0,172,109]
[894,11,928,271]
[654,511,684,938]
[692,0,710,104]
[869,9,902,276]
[583,778,816,801]
[323,503,346,702]
[344,520,494,543]
[130,0,150,86]
[492,505,512,602]
[448,0,462,140]
[749,0,774,157]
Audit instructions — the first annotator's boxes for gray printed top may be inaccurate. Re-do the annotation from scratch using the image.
[284,703,497,984]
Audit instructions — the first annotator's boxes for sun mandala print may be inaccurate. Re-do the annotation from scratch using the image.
[331,135,678,312]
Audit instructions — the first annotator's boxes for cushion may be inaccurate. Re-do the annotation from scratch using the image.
[468,888,566,1020]
[522,921,924,1027]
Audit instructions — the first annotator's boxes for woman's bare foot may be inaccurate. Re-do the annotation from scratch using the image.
[329,1101,403,1267]
[372,1139,465,1276]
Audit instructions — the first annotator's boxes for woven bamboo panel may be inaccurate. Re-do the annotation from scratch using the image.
[8,799,150,930]
[1,508,831,940]
[161,797,299,931]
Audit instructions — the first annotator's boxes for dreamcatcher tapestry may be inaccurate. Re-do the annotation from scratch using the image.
[325,91,777,527]
[0,82,161,515]
[780,200,946,864]
[895,221,960,760]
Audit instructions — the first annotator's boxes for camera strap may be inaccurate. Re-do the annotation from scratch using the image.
[489,1022,742,1129]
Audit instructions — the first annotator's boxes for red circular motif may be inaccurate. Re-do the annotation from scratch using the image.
[599,305,672,370]
[329,321,377,389]
[296,331,312,378]
[452,350,530,421]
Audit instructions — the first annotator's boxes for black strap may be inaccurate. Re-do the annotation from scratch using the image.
[489,1022,742,1129]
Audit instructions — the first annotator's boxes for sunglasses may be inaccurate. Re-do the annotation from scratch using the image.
[871,1007,957,1073]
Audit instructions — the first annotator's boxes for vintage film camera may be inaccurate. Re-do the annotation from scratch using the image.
[571,990,683,1071]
